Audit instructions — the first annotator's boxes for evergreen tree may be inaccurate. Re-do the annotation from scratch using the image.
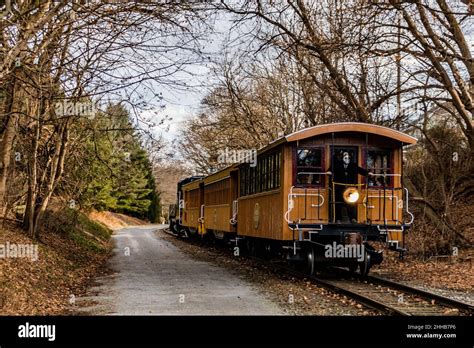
[75,103,161,220]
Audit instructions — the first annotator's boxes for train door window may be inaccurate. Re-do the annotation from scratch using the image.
[367,149,392,186]
[296,147,324,186]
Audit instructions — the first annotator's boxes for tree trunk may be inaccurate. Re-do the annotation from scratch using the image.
[31,123,69,239]
[23,120,40,237]
[0,75,18,216]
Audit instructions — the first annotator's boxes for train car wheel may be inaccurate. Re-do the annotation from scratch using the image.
[247,239,258,257]
[359,251,371,276]
[244,239,251,255]
[179,229,189,239]
[305,246,315,275]
[262,242,272,260]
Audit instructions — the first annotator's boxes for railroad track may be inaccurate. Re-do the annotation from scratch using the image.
[163,228,474,316]
[291,268,474,316]
[261,261,474,316]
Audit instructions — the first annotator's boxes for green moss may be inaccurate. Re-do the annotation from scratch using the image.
[53,209,112,255]
[75,211,112,241]
[68,227,108,254]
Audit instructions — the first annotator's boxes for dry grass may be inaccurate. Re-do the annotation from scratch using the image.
[0,210,113,315]
[405,202,474,258]
[88,210,147,230]
[372,202,474,291]
[374,249,473,291]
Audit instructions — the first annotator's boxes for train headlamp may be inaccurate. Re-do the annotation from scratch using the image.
[343,187,360,204]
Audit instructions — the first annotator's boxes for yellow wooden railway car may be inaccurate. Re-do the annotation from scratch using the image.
[174,122,417,275]
[180,178,203,235]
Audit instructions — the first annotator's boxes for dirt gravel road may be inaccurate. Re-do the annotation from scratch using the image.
[76,225,283,315]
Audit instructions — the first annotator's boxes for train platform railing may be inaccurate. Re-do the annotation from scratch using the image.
[285,171,330,225]
[363,173,414,227]
[285,172,414,228]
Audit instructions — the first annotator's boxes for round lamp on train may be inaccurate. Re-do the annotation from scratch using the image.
[343,187,360,204]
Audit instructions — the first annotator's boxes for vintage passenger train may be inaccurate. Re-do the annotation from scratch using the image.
[169,123,417,275]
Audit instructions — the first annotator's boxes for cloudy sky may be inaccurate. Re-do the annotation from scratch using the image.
[146,12,236,148]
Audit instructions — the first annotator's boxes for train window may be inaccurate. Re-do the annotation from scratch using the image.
[267,157,271,191]
[275,152,281,189]
[264,156,269,191]
[240,167,245,196]
[297,148,322,167]
[239,151,281,197]
[250,166,255,195]
[296,147,324,186]
[255,161,260,194]
[256,163,260,193]
[252,165,257,194]
[205,179,230,205]
[241,167,246,196]
[367,150,392,186]
[270,151,281,191]
[248,167,251,195]
[268,155,274,190]
[186,189,200,208]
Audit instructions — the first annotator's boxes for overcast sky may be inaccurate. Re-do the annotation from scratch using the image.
[145,12,236,149]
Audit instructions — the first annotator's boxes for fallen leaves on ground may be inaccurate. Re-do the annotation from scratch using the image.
[0,221,111,315]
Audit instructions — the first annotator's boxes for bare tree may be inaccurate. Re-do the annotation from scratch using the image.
[1,0,213,237]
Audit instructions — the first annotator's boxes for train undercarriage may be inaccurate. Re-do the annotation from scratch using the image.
[170,222,402,276]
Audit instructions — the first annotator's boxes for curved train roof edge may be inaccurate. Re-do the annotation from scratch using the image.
[285,122,417,144]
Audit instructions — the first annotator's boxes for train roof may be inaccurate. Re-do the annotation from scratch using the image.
[178,176,204,188]
[262,122,417,153]
[285,122,417,144]
[203,166,233,185]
